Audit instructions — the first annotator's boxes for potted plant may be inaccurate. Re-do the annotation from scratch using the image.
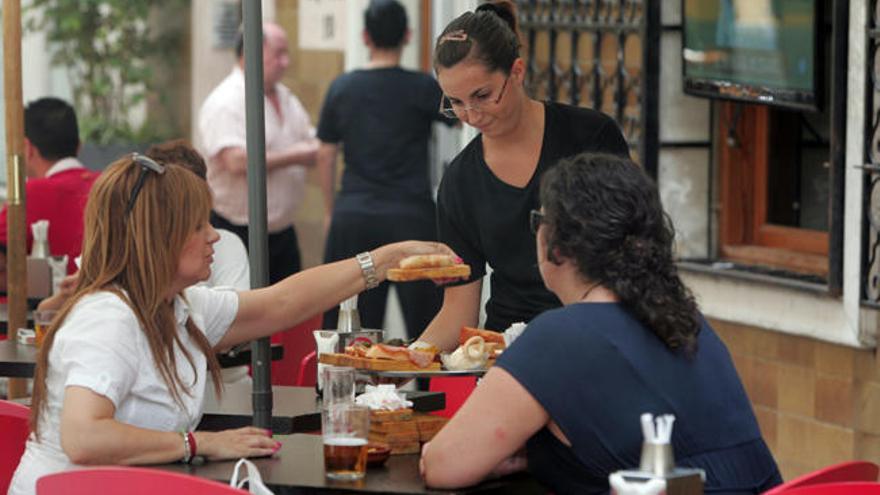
[25,0,188,167]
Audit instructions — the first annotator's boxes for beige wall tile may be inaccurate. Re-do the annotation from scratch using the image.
[778,366,816,417]
[815,342,856,378]
[710,319,747,357]
[778,336,816,368]
[777,414,811,464]
[856,381,880,435]
[751,328,780,361]
[751,359,779,408]
[855,350,880,385]
[814,376,854,427]
[855,433,880,464]
[809,422,855,469]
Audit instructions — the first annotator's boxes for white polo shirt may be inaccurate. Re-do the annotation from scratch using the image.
[9,286,239,495]
[198,67,314,233]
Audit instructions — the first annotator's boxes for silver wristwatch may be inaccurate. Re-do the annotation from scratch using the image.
[356,251,380,290]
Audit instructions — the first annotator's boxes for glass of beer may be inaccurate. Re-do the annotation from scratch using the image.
[322,404,370,480]
[33,309,57,347]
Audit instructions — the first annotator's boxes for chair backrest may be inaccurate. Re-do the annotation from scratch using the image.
[295,350,317,387]
[429,376,478,418]
[0,399,31,494]
[763,461,880,494]
[271,314,322,386]
[36,466,248,494]
[778,481,880,495]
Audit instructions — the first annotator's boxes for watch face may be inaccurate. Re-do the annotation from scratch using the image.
[871,179,880,231]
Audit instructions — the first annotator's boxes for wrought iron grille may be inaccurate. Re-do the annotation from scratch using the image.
[514,0,659,176]
[864,0,880,304]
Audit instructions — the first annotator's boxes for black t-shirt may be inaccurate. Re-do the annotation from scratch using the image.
[317,67,454,216]
[437,101,629,330]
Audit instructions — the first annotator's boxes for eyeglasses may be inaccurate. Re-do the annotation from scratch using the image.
[125,153,166,215]
[529,209,545,235]
[438,72,511,120]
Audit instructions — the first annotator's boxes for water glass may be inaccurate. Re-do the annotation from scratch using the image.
[322,365,355,409]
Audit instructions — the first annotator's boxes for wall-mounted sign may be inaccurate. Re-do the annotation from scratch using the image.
[298,0,346,51]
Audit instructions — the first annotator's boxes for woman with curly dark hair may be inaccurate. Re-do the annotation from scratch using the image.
[421,153,781,494]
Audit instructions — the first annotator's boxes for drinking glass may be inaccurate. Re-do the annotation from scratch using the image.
[322,365,356,409]
[322,404,370,480]
[33,309,57,347]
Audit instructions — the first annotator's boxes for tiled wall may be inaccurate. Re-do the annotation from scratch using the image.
[711,319,880,480]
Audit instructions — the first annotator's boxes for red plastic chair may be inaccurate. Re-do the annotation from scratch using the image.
[269,314,322,386]
[0,399,30,494]
[763,461,879,494]
[295,350,318,387]
[429,376,478,418]
[778,482,880,494]
[36,466,247,494]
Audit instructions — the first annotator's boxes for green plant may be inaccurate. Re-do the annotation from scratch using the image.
[25,0,187,146]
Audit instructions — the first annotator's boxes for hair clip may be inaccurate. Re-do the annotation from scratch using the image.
[439,30,468,44]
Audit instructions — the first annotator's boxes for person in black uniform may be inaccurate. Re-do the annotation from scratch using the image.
[416,1,629,351]
[317,0,456,337]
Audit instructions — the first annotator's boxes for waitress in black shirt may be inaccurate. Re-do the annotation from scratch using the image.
[417,1,629,351]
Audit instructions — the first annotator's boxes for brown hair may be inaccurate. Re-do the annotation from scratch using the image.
[433,1,521,74]
[30,156,222,436]
[146,139,207,180]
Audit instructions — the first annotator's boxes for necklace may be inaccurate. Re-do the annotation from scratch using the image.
[580,282,601,302]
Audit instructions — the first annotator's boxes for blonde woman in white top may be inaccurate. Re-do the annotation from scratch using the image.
[9,154,456,495]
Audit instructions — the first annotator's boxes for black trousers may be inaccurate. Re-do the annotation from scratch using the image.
[210,211,301,285]
[322,210,442,340]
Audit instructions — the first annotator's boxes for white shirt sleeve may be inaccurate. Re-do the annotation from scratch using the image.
[184,285,240,347]
[53,293,141,408]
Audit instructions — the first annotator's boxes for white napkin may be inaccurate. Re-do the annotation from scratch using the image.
[355,384,412,410]
[503,322,527,347]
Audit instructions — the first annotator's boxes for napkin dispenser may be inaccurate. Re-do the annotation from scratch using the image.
[609,413,704,495]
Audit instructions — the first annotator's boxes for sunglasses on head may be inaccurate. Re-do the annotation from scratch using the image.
[125,153,166,215]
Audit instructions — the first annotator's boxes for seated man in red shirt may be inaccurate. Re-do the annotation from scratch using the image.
[0,97,98,290]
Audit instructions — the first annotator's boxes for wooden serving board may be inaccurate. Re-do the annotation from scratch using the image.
[319,353,442,371]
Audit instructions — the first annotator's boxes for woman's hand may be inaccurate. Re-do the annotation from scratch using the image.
[372,241,461,282]
[194,427,280,461]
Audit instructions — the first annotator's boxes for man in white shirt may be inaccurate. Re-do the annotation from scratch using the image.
[198,22,318,283]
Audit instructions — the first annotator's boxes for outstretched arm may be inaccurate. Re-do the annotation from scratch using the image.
[217,241,458,350]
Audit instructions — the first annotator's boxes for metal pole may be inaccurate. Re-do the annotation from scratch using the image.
[4,0,29,399]
[241,0,272,429]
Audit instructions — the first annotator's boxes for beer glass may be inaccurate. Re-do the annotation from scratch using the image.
[322,404,370,480]
[33,309,57,347]
[322,365,355,409]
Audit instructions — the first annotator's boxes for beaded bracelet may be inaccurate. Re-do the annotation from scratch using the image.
[181,431,192,463]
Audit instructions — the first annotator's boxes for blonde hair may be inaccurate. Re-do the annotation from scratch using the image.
[31,155,223,436]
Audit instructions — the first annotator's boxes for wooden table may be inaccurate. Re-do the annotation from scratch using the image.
[198,384,444,435]
[0,340,283,378]
[159,433,543,494]
[0,339,36,378]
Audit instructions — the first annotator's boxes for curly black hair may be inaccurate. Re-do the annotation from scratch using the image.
[539,152,700,352]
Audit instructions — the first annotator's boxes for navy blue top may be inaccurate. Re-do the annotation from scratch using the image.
[317,67,453,217]
[495,303,781,494]
[436,102,629,331]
